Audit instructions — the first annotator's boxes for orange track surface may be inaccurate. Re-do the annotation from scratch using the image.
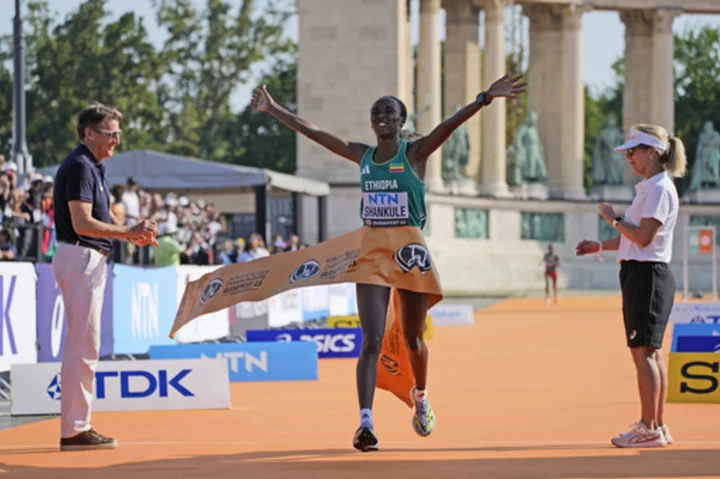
[1,296,719,478]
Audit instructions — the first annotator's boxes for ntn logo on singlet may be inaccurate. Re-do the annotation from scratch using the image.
[362,192,409,221]
[366,192,405,205]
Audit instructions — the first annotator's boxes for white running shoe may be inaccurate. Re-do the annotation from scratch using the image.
[611,421,667,448]
[659,424,674,445]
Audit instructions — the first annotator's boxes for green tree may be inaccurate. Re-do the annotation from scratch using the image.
[153,0,295,161]
[222,56,297,173]
[0,35,13,157]
[674,25,720,194]
[23,0,167,166]
[584,86,605,189]
[584,25,720,196]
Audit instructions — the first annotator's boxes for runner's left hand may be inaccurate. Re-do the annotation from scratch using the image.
[487,73,527,101]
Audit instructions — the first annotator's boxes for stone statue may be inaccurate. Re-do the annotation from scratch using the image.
[442,107,469,182]
[591,115,625,185]
[509,111,547,183]
[689,121,720,191]
[404,95,431,134]
[506,143,524,186]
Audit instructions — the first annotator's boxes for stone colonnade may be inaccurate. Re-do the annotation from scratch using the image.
[415,0,680,198]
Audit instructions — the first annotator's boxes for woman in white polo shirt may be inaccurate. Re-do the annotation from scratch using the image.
[576,124,687,448]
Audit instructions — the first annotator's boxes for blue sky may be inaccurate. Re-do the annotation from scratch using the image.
[1,0,719,112]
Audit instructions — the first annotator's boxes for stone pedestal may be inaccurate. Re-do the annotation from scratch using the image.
[684,189,720,204]
[458,178,478,196]
[446,178,478,196]
[510,183,549,200]
[480,181,513,198]
[425,175,447,195]
[589,185,635,202]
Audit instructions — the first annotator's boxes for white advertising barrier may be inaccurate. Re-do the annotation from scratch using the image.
[10,358,231,415]
[268,289,303,327]
[0,262,38,372]
[175,266,230,342]
[328,283,357,317]
[670,302,720,324]
[428,303,475,326]
[301,284,330,321]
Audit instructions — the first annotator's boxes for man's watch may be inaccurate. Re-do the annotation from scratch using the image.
[476,91,492,106]
[612,216,623,228]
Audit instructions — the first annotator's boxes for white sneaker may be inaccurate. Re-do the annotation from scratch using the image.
[659,424,673,445]
[611,421,667,448]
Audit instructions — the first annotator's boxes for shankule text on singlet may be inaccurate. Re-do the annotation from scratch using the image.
[362,179,409,226]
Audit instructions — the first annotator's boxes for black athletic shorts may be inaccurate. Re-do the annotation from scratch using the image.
[619,260,676,349]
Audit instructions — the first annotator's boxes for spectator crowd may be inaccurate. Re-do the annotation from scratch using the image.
[0,153,306,265]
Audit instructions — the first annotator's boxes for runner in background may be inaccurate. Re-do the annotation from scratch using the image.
[542,244,560,304]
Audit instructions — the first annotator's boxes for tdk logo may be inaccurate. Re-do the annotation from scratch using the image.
[96,369,193,398]
[47,369,194,400]
[273,328,362,358]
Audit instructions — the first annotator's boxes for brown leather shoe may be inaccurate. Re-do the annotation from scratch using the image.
[60,429,118,451]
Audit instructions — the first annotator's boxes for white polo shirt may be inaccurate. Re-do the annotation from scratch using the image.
[617,170,679,263]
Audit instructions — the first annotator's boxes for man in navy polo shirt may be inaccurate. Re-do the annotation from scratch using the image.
[53,102,159,451]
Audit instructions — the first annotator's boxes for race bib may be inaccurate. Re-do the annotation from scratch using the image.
[362,192,409,227]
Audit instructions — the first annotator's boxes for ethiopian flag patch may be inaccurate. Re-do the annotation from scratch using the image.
[389,163,404,173]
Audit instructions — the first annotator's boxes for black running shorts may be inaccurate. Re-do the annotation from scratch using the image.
[619,260,676,349]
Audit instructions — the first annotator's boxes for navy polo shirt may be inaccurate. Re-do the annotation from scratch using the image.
[53,144,114,252]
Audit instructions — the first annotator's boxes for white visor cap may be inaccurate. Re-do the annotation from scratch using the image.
[614,129,669,153]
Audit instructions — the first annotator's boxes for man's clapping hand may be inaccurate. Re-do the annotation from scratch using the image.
[127,220,159,247]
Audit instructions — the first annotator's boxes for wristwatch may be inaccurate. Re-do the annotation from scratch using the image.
[476,91,492,106]
[612,216,622,228]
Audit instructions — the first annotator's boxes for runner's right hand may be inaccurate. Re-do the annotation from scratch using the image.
[250,84,274,112]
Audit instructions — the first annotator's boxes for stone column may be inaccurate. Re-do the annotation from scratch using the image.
[479,0,509,197]
[444,0,482,188]
[524,5,563,195]
[403,0,414,111]
[651,8,681,134]
[558,4,588,199]
[296,0,410,241]
[621,9,680,184]
[417,0,444,192]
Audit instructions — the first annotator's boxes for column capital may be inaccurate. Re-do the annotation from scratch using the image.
[419,0,441,13]
[620,9,654,37]
[561,3,592,32]
[620,8,682,37]
[479,0,507,22]
[523,4,564,32]
[444,0,480,23]
[652,7,683,34]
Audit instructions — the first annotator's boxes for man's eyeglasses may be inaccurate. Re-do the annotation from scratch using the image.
[94,128,122,139]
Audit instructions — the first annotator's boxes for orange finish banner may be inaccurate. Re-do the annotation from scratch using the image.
[170,226,443,408]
